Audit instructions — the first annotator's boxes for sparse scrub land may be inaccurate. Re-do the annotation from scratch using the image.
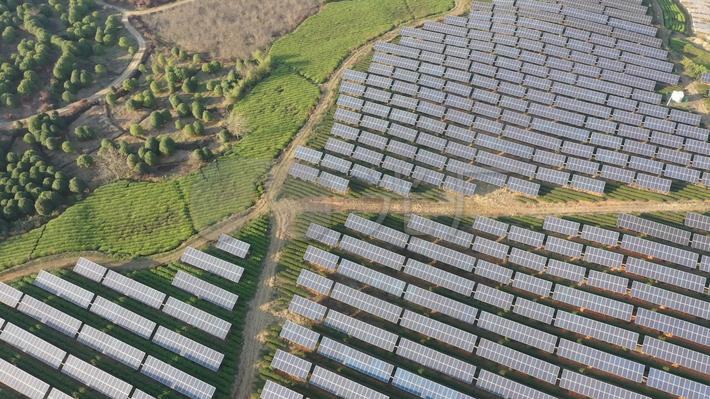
[0,0,134,120]
[137,0,320,60]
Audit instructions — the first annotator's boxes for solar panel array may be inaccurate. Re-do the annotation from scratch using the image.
[181,246,245,283]
[268,210,710,399]
[1,236,256,399]
[286,0,710,199]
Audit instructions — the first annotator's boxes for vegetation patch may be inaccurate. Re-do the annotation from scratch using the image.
[0,0,134,120]
[657,0,687,33]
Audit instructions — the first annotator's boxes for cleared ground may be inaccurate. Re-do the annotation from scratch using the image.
[137,0,320,59]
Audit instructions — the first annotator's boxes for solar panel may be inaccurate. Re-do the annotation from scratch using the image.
[396,338,476,383]
[621,234,698,269]
[403,284,478,324]
[643,336,710,375]
[339,235,405,270]
[338,259,405,297]
[631,281,709,320]
[508,248,547,272]
[545,236,584,258]
[280,320,320,351]
[512,272,553,297]
[0,322,66,369]
[478,311,557,352]
[181,247,244,283]
[557,338,645,382]
[476,338,560,384]
[47,389,74,399]
[345,213,409,248]
[473,216,509,238]
[140,356,216,399]
[580,224,619,246]
[543,216,580,236]
[513,297,556,325]
[0,282,22,308]
[392,368,475,399]
[475,260,513,284]
[62,355,133,399]
[317,171,349,193]
[162,297,231,339]
[304,223,341,247]
[560,370,650,399]
[570,174,606,194]
[626,257,706,293]
[320,154,352,174]
[583,246,624,269]
[472,236,510,260]
[331,283,402,323]
[403,259,473,296]
[303,245,339,271]
[172,270,238,310]
[474,284,514,310]
[477,369,556,399]
[288,295,327,321]
[553,285,633,321]
[296,269,333,296]
[0,357,50,399]
[407,237,476,272]
[73,257,107,282]
[618,214,692,246]
[508,226,545,247]
[88,296,156,339]
[288,163,319,182]
[400,309,476,351]
[647,368,710,399]
[33,271,95,309]
[318,336,394,382]
[102,270,166,309]
[554,310,638,349]
[324,309,398,351]
[685,213,710,232]
[310,365,388,399]
[152,326,224,371]
[294,146,322,165]
[215,234,250,258]
[260,380,303,399]
[77,324,145,370]
[17,295,82,337]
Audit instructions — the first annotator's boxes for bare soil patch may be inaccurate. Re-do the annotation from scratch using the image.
[137,0,320,60]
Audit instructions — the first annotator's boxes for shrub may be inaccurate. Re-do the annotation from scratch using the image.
[76,154,94,168]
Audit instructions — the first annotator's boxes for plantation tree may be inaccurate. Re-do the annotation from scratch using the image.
[158,136,176,156]
[69,177,85,193]
[61,140,75,153]
[76,154,93,168]
[129,123,144,137]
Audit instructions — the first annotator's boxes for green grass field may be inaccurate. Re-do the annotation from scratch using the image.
[0,0,456,272]
[657,0,687,33]
[0,215,271,399]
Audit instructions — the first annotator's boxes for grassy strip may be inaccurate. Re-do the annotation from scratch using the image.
[271,0,453,84]
[657,0,686,33]
[0,215,270,399]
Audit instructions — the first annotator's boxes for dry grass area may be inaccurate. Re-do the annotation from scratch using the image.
[105,0,174,9]
[138,0,320,60]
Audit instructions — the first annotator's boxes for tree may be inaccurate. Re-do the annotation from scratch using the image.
[76,154,94,168]
[129,123,144,137]
[2,26,16,43]
[133,161,148,174]
[158,136,176,156]
[73,125,95,141]
[122,78,137,91]
[35,195,56,216]
[61,90,74,102]
[69,177,85,193]
[143,150,157,166]
[61,140,75,153]
[191,101,204,119]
